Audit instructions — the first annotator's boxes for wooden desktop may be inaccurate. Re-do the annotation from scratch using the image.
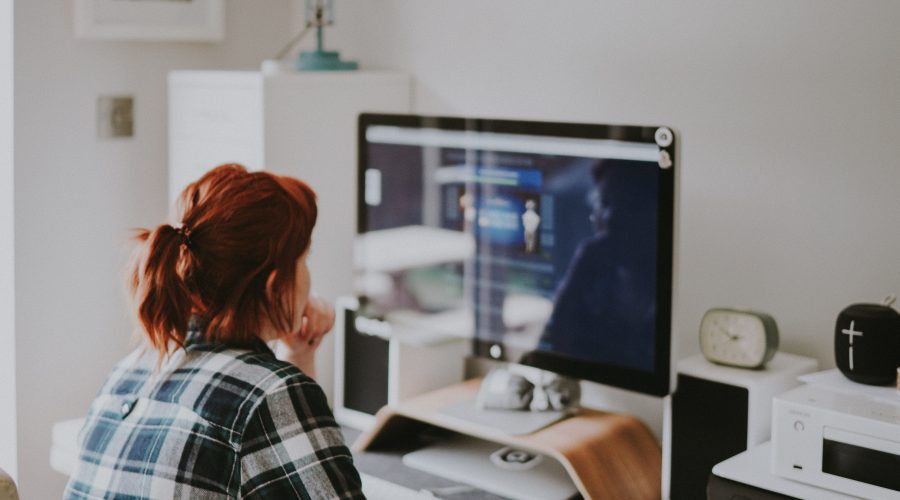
[354,378,661,500]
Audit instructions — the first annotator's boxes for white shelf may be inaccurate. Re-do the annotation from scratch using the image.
[354,225,474,273]
[799,369,900,406]
[677,352,819,389]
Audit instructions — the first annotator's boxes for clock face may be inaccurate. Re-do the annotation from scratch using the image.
[699,309,777,368]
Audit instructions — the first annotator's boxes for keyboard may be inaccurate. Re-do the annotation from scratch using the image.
[360,473,431,499]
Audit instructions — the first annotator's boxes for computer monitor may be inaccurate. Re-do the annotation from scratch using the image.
[355,113,676,397]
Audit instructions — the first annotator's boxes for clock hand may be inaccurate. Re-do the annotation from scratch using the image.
[720,328,738,341]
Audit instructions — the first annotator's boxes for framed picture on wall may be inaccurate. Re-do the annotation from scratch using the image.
[73,0,224,42]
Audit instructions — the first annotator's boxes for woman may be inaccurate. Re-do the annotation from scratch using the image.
[64,164,364,499]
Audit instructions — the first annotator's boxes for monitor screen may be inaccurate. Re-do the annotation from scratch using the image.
[355,114,676,396]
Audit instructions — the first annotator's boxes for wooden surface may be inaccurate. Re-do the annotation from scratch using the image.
[354,379,662,500]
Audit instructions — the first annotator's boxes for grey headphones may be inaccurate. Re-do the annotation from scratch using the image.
[475,368,581,412]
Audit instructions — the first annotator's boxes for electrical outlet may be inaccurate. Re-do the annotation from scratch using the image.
[97,95,134,138]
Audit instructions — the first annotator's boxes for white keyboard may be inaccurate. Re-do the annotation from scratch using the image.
[360,473,431,500]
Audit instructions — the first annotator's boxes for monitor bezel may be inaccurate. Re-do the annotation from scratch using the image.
[357,113,676,397]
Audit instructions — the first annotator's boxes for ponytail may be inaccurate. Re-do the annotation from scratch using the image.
[130,224,195,353]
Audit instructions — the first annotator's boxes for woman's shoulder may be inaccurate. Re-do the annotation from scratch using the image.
[103,342,310,390]
[199,347,334,443]
[222,346,314,390]
[98,342,318,436]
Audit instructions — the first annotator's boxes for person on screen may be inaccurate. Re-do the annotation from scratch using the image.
[459,191,477,232]
[537,160,659,371]
[64,164,364,499]
[521,198,541,253]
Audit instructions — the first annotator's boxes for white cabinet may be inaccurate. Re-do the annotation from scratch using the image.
[168,70,411,399]
[168,70,410,301]
[168,71,266,199]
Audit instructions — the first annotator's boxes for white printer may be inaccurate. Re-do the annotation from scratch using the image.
[772,380,900,499]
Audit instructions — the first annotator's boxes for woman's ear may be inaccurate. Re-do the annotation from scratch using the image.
[264,269,279,304]
[264,268,298,332]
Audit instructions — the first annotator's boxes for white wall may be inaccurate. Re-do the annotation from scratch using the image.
[328,0,900,436]
[13,1,293,497]
[9,2,900,494]
[0,0,15,482]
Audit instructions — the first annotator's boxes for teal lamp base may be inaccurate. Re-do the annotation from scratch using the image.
[296,50,358,71]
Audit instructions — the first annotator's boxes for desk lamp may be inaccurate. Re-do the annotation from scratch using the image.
[263,0,357,73]
[293,0,357,71]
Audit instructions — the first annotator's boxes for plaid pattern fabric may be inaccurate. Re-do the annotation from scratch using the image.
[64,333,364,499]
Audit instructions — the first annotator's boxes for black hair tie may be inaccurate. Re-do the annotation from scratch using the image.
[174,223,193,249]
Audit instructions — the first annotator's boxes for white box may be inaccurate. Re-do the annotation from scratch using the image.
[772,383,900,499]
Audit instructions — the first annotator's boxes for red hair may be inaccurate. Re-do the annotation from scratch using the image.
[129,164,317,353]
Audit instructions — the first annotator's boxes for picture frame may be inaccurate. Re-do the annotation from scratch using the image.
[73,0,224,42]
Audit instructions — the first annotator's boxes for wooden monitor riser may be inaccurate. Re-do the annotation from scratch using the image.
[354,378,661,500]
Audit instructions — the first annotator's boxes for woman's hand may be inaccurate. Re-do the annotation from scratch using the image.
[279,294,336,379]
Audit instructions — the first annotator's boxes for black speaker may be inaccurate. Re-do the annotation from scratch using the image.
[333,297,468,429]
[342,308,390,416]
[834,303,900,386]
[707,474,795,500]
[670,374,748,500]
[664,354,817,499]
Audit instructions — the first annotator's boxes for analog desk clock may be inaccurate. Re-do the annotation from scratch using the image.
[699,308,779,369]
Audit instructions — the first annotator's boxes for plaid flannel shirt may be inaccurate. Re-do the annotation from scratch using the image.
[64,332,365,499]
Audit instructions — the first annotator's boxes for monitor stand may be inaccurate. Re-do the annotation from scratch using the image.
[353,378,663,499]
[437,398,573,436]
